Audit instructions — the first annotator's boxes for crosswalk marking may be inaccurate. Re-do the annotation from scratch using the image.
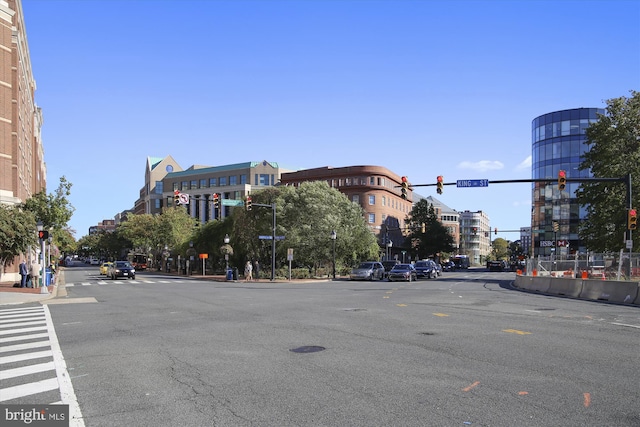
[64,278,191,287]
[0,306,85,426]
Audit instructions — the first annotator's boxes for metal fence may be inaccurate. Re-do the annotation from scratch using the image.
[523,251,640,281]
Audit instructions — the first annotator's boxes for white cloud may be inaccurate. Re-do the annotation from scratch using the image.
[515,155,532,171]
[457,160,504,172]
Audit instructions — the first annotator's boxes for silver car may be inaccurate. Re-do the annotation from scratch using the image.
[350,262,385,281]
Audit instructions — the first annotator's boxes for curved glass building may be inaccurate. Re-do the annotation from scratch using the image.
[531,108,604,257]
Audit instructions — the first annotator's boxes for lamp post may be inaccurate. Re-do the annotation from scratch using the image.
[387,240,393,261]
[330,230,336,279]
[36,221,44,287]
[224,234,230,271]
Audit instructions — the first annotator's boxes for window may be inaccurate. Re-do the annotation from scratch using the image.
[173,182,179,191]
[181,181,188,191]
[382,196,386,206]
[368,213,375,223]
[155,181,163,194]
[209,177,217,187]
[368,195,375,205]
[345,178,352,186]
[200,179,208,188]
[352,195,359,203]
[191,180,198,189]
[229,176,237,185]
[256,174,270,186]
[220,176,227,186]
[240,174,247,184]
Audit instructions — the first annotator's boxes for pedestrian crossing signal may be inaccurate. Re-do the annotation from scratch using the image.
[37,230,49,240]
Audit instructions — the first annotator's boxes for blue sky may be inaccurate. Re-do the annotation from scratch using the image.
[22,0,639,239]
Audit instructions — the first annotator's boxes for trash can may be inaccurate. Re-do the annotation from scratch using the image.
[233,267,239,281]
[45,268,52,286]
[226,268,233,281]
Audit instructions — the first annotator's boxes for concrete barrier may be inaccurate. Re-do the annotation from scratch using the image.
[514,275,550,293]
[579,280,639,304]
[547,277,583,298]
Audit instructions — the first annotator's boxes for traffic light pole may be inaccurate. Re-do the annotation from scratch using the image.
[251,202,278,281]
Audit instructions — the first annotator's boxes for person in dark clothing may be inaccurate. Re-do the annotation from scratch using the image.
[19,260,28,287]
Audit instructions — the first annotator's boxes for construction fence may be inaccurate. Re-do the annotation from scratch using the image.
[522,251,640,281]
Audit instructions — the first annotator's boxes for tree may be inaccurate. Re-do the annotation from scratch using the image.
[489,238,509,260]
[21,176,75,231]
[231,182,379,275]
[577,91,639,252]
[0,205,36,271]
[405,199,456,260]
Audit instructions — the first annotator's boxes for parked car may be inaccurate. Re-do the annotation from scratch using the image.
[108,260,136,280]
[413,260,438,279]
[99,262,113,275]
[350,262,385,281]
[381,260,400,277]
[387,264,418,282]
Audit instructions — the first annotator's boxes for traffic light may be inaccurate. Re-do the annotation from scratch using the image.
[437,175,444,194]
[472,227,477,235]
[629,208,637,230]
[212,193,219,209]
[37,230,49,240]
[401,176,408,200]
[245,195,252,211]
[558,170,566,190]
[174,190,181,205]
[494,227,497,235]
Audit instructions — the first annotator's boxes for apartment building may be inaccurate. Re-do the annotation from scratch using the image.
[1,0,46,281]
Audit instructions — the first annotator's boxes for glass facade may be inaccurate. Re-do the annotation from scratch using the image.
[531,108,604,257]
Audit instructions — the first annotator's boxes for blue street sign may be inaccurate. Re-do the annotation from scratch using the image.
[259,235,286,240]
[456,179,489,188]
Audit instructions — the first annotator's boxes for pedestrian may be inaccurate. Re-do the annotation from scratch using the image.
[30,260,41,288]
[244,260,253,281]
[253,260,260,282]
[19,260,28,288]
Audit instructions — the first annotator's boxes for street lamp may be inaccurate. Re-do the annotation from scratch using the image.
[387,240,393,261]
[330,230,337,279]
[36,221,44,287]
[224,234,230,271]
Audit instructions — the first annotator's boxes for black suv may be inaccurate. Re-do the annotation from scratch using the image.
[108,261,136,280]
[414,260,438,279]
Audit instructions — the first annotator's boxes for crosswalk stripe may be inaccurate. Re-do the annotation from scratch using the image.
[0,325,47,336]
[0,361,55,380]
[0,332,48,344]
[0,320,46,329]
[0,377,59,402]
[0,313,46,322]
[0,339,50,353]
[0,349,53,365]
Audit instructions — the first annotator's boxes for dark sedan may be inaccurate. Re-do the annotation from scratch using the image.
[108,261,136,280]
[387,264,418,282]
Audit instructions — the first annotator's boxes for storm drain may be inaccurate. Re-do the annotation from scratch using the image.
[290,346,326,353]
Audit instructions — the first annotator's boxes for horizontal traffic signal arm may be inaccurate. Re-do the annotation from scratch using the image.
[408,177,628,187]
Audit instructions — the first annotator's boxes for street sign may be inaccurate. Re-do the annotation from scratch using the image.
[178,193,190,204]
[258,235,286,240]
[222,199,243,207]
[456,179,489,188]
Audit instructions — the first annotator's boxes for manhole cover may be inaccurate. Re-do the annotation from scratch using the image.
[290,346,326,353]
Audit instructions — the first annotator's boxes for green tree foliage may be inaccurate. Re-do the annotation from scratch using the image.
[0,205,36,268]
[489,238,509,260]
[21,176,75,231]
[118,213,160,255]
[577,91,639,252]
[232,181,379,274]
[405,199,456,260]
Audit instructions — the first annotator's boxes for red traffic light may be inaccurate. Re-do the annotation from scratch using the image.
[401,176,407,183]
[437,175,443,183]
[558,170,566,178]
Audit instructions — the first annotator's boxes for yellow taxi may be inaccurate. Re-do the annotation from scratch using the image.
[100,262,113,275]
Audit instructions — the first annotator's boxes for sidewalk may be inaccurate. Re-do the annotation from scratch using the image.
[0,275,58,306]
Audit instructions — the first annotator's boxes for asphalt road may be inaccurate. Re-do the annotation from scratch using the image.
[43,266,640,426]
